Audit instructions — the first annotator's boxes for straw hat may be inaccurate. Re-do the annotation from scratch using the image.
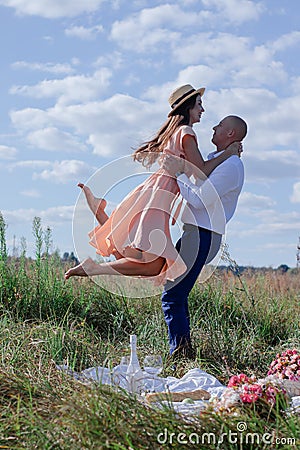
[168,84,205,117]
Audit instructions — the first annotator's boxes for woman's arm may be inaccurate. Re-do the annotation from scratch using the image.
[182,135,240,178]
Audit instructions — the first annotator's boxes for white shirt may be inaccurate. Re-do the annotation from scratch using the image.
[177,152,244,234]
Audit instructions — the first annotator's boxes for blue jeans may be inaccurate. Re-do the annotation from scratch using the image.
[161,224,221,354]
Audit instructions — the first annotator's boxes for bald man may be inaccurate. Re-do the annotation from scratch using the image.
[161,115,247,359]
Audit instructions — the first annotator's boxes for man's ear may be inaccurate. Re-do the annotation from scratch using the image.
[227,128,235,138]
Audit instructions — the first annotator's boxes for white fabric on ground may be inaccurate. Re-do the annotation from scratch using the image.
[57,364,300,415]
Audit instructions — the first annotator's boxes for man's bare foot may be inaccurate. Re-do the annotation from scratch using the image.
[64,257,99,280]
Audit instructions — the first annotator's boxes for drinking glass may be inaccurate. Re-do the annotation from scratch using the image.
[112,356,130,388]
[120,356,130,370]
[143,355,163,391]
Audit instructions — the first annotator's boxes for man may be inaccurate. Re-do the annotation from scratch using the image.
[161,115,247,359]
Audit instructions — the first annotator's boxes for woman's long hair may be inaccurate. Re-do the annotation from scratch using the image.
[132,94,198,168]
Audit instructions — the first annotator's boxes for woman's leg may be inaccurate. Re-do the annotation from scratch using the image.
[78,183,109,225]
[64,254,165,280]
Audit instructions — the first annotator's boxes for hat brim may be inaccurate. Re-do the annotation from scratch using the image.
[168,87,205,117]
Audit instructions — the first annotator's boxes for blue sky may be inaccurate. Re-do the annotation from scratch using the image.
[0,0,300,268]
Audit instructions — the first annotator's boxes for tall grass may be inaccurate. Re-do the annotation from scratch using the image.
[0,213,299,449]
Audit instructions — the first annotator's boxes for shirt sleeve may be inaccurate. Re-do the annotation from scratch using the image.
[177,159,240,209]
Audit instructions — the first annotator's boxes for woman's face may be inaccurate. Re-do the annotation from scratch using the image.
[189,95,205,125]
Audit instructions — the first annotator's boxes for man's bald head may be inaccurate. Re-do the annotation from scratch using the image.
[212,115,248,151]
[224,115,248,141]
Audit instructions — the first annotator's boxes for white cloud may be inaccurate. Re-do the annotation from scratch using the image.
[10,92,162,157]
[250,149,300,163]
[0,145,18,160]
[231,52,287,88]
[20,189,41,198]
[0,0,107,18]
[11,160,53,170]
[261,242,295,251]
[111,0,265,53]
[32,160,95,183]
[11,60,75,74]
[27,127,88,153]
[173,32,250,65]
[114,4,203,31]
[290,182,300,203]
[94,52,124,70]
[65,24,104,40]
[3,205,74,226]
[110,1,264,53]
[110,5,203,52]
[8,62,300,182]
[232,209,300,238]
[10,68,112,104]
[10,108,50,131]
[9,83,300,182]
[43,35,54,43]
[9,158,94,183]
[88,131,133,157]
[112,24,180,53]
[250,220,300,235]
[76,93,160,156]
[238,191,276,210]
[201,0,265,24]
[41,205,74,224]
[244,154,300,182]
[177,65,224,89]
[172,33,288,88]
[270,31,300,53]
[291,76,300,94]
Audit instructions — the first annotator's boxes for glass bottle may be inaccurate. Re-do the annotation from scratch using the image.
[126,334,144,394]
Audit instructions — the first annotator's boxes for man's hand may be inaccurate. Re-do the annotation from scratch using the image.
[226,141,243,158]
[162,154,185,177]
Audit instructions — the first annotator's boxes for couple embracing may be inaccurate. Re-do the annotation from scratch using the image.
[65,84,247,359]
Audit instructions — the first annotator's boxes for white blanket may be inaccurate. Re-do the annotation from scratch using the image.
[57,364,300,415]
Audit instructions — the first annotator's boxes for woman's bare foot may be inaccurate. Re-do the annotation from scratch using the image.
[64,257,99,280]
[78,183,109,225]
[78,183,107,211]
[78,182,108,217]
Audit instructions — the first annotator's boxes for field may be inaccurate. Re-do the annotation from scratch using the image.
[0,215,299,449]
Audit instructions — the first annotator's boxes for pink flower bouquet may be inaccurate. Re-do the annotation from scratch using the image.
[267,349,300,381]
[226,373,284,405]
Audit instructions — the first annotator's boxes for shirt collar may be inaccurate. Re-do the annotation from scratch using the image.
[207,149,225,160]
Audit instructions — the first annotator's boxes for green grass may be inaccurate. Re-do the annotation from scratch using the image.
[0,214,299,449]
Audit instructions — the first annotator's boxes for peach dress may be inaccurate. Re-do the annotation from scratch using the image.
[89,125,197,285]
